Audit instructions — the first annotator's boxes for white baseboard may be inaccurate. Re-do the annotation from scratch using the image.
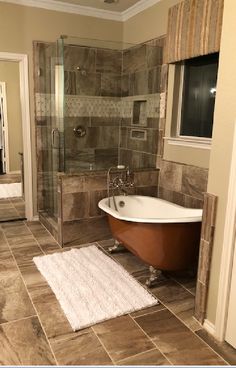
[203,319,216,336]
[32,215,39,221]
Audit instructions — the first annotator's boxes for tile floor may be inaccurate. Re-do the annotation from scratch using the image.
[0,220,235,365]
[0,173,25,222]
[0,197,25,222]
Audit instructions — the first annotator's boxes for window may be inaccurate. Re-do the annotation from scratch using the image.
[178,53,219,139]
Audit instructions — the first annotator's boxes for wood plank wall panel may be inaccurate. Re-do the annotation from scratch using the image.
[165,0,224,63]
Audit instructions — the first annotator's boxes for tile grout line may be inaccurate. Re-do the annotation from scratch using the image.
[192,332,230,366]
[91,326,116,366]
[48,329,91,346]
[24,222,48,256]
[169,275,196,297]
[10,197,25,220]
[24,219,61,248]
[0,314,38,327]
[2,228,59,366]
[116,347,158,365]
[131,306,167,319]
[129,314,173,366]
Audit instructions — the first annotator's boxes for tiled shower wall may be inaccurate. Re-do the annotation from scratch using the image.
[35,39,165,174]
[63,45,122,171]
[120,37,166,168]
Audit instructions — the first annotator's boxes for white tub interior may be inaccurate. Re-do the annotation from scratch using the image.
[99,195,203,224]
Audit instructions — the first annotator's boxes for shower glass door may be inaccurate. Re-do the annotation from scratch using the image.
[39,37,65,222]
[49,37,65,219]
[62,36,128,173]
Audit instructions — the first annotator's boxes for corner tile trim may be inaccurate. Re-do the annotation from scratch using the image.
[195,193,218,324]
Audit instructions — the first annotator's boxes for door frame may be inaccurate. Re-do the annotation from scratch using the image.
[0,52,33,221]
[213,121,236,341]
[0,81,10,173]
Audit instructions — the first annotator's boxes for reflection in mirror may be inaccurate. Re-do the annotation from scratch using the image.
[0,61,25,222]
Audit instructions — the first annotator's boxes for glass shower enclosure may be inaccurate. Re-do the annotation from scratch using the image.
[36,35,162,241]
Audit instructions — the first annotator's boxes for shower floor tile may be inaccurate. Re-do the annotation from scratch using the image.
[0,221,235,366]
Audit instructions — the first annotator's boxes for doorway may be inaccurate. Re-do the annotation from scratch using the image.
[0,62,25,221]
[0,53,33,221]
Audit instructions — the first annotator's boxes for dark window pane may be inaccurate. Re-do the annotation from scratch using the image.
[180,53,219,138]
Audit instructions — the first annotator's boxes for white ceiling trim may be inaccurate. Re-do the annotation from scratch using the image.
[0,0,122,20]
[121,0,161,21]
[0,0,162,21]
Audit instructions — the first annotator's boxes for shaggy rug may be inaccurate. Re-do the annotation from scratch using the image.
[33,245,158,330]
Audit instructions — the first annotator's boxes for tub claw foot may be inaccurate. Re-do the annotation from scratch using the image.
[146,266,162,288]
[108,240,125,253]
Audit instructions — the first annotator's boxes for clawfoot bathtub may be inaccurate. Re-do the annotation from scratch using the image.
[99,195,202,286]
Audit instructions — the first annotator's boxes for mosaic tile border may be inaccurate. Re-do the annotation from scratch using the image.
[35,93,160,119]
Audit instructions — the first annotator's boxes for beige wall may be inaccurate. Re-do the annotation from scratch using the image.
[123,0,180,43]
[206,0,236,324]
[0,61,23,172]
[0,2,122,214]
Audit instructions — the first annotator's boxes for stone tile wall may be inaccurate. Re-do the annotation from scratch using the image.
[158,160,208,209]
[58,169,159,246]
[195,193,218,323]
[63,45,122,171]
[64,44,122,97]
[120,37,166,169]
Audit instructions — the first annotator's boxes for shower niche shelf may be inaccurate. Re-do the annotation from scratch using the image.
[132,100,147,127]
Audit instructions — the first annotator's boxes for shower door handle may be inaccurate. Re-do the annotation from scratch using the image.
[51,128,60,149]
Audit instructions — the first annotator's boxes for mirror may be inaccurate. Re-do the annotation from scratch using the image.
[0,60,25,222]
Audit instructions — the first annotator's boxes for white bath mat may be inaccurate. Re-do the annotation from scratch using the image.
[0,183,22,198]
[33,245,158,331]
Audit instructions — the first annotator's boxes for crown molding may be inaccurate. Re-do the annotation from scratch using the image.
[122,0,162,21]
[0,0,122,21]
[0,0,162,21]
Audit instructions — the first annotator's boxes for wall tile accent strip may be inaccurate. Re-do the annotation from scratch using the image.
[195,193,218,323]
[165,0,224,63]
[35,93,160,119]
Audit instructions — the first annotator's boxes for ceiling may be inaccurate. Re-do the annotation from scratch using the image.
[0,0,161,21]
[55,0,141,12]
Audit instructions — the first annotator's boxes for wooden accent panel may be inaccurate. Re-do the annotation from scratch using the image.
[165,0,224,63]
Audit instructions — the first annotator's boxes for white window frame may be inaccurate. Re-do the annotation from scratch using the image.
[166,63,212,150]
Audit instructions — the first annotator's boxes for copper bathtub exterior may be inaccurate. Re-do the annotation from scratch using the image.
[108,215,201,271]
